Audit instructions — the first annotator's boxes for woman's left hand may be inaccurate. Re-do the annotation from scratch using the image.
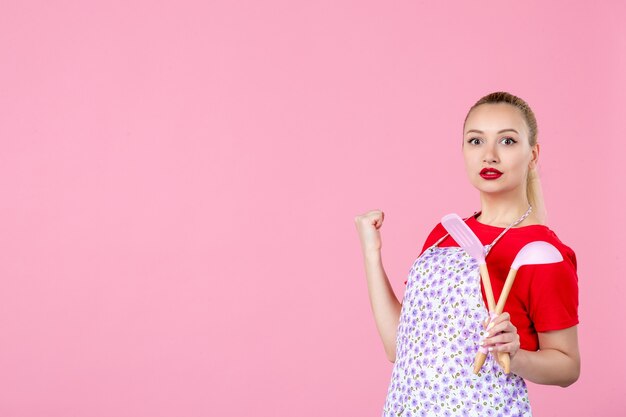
[481,312,520,364]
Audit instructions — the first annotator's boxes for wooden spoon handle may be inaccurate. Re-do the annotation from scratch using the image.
[494,268,519,374]
[473,351,488,374]
[473,263,496,374]
[478,263,496,312]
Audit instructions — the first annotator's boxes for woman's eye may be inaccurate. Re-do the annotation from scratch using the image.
[467,138,481,145]
[501,137,517,145]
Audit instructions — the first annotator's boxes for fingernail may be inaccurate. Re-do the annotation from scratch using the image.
[488,347,493,352]
[487,322,494,330]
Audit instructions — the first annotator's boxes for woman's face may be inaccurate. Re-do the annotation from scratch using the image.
[462,103,538,197]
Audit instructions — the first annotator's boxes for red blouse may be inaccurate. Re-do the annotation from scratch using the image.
[404,215,579,351]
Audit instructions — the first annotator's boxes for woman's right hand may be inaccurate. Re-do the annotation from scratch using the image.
[354,209,385,254]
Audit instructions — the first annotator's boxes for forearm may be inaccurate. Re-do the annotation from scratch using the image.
[509,347,580,387]
[362,249,402,362]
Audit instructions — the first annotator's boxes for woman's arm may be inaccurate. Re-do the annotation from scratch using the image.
[509,326,580,387]
[355,212,402,363]
[483,313,580,387]
[362,249,402,363]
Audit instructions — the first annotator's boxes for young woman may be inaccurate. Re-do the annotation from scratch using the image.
[354,91,580,416]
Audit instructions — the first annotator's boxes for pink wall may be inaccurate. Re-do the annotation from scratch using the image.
[1,1,624,416]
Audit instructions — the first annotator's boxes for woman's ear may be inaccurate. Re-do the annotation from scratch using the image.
[529,143,540,169]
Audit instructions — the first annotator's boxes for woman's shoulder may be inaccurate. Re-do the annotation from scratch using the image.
[510,224,578,270]
[418,221,448,254]
[540,226,577,268]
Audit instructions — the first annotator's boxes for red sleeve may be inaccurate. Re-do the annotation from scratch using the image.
[528,245,579,332]
[404,223,445,285]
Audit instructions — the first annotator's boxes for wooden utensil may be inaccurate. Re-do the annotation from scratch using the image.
[490,240,564,374]
[441,213,497,373]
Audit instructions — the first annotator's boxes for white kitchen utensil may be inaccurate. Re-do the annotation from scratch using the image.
[493,241,564,374]
[441,213,497,373]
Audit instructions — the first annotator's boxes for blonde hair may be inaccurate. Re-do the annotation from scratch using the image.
[463,91,547,224]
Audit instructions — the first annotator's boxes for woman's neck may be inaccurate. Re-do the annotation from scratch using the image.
[476,191,535,228]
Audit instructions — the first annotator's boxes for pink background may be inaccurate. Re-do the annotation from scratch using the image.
[1,1,624,416]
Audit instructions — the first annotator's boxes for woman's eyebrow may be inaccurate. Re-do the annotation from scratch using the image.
[465,128,519,135]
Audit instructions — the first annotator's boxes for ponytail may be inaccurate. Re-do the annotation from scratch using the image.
[527,165,547,224]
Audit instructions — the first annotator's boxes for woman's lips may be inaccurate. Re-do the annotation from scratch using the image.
[480,168,503,180]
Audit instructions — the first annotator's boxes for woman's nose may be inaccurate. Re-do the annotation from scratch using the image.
[483,145,499,163]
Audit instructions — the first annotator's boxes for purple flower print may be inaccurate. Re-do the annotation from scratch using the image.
[381,246,531,417]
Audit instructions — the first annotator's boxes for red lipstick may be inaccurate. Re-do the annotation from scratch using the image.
[480,168,503,180]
